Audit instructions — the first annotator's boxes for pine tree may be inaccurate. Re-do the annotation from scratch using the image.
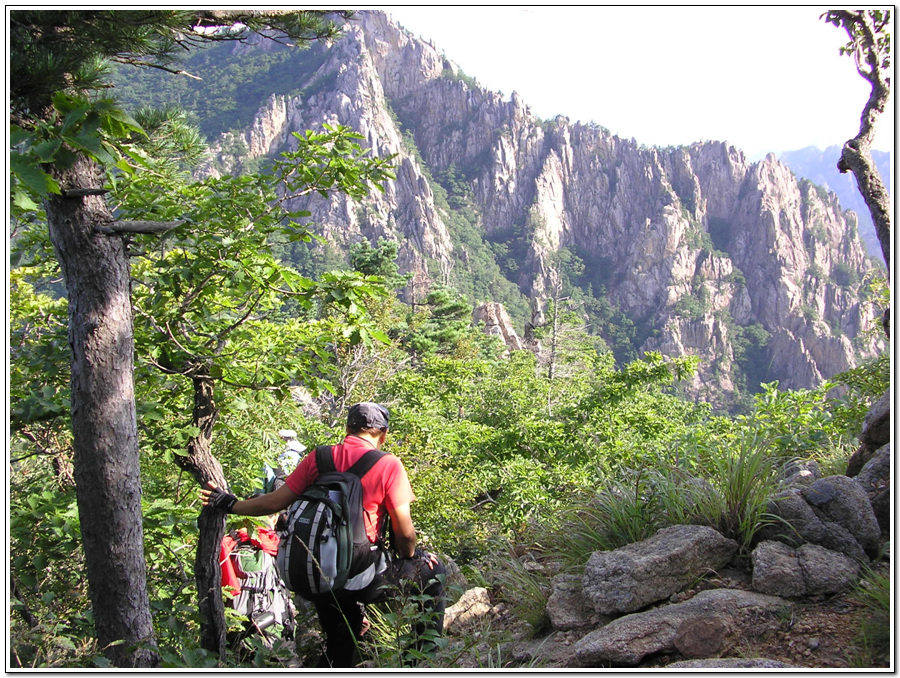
[9,10,349,666]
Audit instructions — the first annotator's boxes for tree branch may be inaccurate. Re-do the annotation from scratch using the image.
[96,221,183,238]
[112,57,202,80]
[824,9,893,273]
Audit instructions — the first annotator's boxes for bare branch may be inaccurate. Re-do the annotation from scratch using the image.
[97,220,183,235]
[62,187,109,198]
[111,57,202,80]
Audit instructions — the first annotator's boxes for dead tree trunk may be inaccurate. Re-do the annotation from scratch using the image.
[173,375,229,661]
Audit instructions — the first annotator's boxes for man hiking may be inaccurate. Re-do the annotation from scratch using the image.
[201,402,445,667]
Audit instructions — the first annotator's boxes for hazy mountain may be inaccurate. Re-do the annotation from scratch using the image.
[779,146,890,260]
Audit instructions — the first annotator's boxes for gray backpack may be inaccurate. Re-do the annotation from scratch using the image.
[276,446,388,600]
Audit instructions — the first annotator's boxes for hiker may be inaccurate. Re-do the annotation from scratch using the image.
[201,403,446,668]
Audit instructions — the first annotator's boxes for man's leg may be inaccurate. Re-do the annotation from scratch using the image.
[313,596,365,668]
[386,552,447,654]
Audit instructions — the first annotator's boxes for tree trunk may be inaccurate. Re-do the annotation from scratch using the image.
[46,154,158,668]
[839,142,891,273]
[173,376,229,661]
[829,10,892,276]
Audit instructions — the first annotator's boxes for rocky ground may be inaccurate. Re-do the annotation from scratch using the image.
[475,561,891,670]
[281,559,888,670]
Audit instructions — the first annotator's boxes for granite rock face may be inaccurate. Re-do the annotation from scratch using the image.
[202,10,882,406]
[582,525,738,615]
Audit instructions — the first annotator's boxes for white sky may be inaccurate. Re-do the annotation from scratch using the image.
[381,6,894,160]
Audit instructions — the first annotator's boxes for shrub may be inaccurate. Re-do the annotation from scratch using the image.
[848,566,891,667]
[684,428,781,551]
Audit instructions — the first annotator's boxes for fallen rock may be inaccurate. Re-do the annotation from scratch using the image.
[583,525,738,616]
[750,541,805,597]
[444,587,495,634]
[751,541,860,597]
[778,458,822,487]
[855,443,891,494]
[759,476,879,562]
[802,475,881,559]
[571,589,789,666]
[855,443,891,535]
[672,617,727,658]
[860,390,892,451]
[546,574,611,631]
[847,390,891,476]
[798,543,861,595]
[666,658,795,668]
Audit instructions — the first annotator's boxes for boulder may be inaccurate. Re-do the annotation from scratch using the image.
[802,475,881,559]
[546,574,611,631]
[583,525,738,616]
[760,475,881,562]
[444,587,495,634]
[757,489,830,547]
[571,589,789,666]
[860,390,892,451]
[855,443,891,535]
[847,390,891,476]
[798,543,861,595]
[778,458,821,487]
[856,443,891,494]
[751,541,860,597]
[750,541,805,598]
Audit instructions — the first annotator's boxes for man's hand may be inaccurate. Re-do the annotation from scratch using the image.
[200,481,237,513]
[405,547,440,570]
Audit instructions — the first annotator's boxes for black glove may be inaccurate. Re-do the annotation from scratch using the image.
[401,547,426,561]
[207,486,238,513]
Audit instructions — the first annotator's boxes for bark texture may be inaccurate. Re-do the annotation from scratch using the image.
[830,10,892,274]
[174,376,229,660]
[46,154,158,667]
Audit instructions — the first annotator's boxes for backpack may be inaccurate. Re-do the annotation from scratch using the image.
[276,445,388,600]
[225,532,296,641]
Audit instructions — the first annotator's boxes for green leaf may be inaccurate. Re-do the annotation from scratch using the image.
[10,154,61,197]
[12,189,40,212]
[9,125,30,147]
[370,328,391,344]
[32,138,62,162]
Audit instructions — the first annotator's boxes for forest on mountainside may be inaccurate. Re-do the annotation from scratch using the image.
[9,9,891,670]
[105,16,887,416]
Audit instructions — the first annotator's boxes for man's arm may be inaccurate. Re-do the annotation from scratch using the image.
[200,481,299,516]
[387,502,417,558]
[388,502,440,569]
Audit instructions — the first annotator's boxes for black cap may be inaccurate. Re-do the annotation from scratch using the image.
[347,402,390,431]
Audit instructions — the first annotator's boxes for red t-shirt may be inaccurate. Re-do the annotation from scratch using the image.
[284,435,415,543]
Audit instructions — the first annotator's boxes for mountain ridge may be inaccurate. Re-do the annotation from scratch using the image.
[112,10,885,411]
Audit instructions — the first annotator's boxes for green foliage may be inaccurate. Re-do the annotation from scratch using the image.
[680,427,782,551]
[544,468,682,566]
[350,238,412,290]
[830,261,860,289]
[486,545,551,633]
[10,92,144,213]
[109,37,333,142]
[848,566,892,668]
[405,286,474,356]
[831,353,890,400]
[361,580,449,668]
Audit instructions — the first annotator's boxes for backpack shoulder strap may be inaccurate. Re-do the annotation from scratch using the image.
[314,445,336,476]
[346,448,387,480]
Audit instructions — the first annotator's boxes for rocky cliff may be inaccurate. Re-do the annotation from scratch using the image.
[779,145,891,259]
[199,10,883,409]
